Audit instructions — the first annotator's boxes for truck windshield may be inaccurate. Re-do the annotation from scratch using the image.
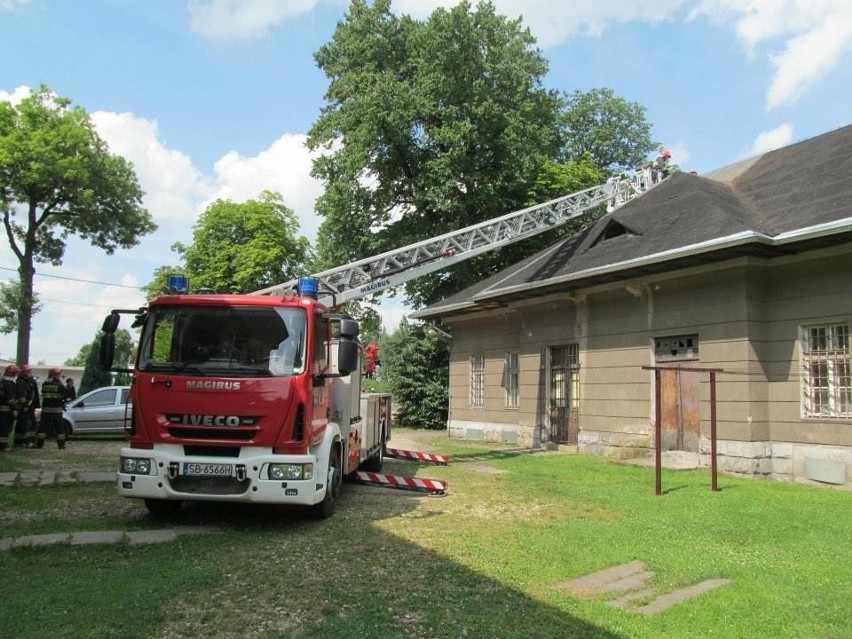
[138,305,307,377]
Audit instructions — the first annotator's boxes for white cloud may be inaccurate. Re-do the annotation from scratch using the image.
[0,85,32,103]
[91,111,212,236]
[208,134,325,240]
[751,123,794,155]
[0,0,29,11]
[188,0,319,40]
[393,0,687,47]
[765,10,852,108]
[693,0,852,109]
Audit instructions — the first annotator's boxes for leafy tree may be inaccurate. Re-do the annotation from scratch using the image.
[79,333,112,394]
[560,87,657,170]
[0,280,41,334]
[170,190,312,294]
[0,85,155,364]
[309,0,561,308]
[64,341,91,367]
[380,318,449,429]
[111,329,135,385]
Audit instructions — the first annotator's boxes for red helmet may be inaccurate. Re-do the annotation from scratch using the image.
[48,367,62,378]
[4,364,19,376]
[661,149,671,158]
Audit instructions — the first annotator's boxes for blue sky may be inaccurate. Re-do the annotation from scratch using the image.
[2,0,851,364]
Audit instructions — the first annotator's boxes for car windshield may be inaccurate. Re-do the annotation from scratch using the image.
[138,305,306,378]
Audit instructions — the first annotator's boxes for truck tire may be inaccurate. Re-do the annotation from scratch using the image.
[144,498,182,519]
[309,445,341,520]
[360,435,384,473]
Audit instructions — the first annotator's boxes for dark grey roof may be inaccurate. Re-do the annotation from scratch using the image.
[415,124,852,319]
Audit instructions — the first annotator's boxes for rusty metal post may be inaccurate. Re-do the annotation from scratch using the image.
[655,368,662,496]
[710,371,718,491]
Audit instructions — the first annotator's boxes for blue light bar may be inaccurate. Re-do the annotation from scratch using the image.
[166,274,189,294]
[297,276,319,300]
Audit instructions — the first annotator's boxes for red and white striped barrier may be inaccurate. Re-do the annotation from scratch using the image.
[354,471,448,495]
[385,448,450,465]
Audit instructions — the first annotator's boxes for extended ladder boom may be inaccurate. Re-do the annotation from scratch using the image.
[256,168,658,305]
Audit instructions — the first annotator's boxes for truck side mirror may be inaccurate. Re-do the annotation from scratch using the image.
[102,312,120,334]
[99,333,115,369]
[337,339,358,376]
[338,318,359,340]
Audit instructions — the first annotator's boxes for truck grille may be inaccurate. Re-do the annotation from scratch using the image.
[166,427,257,441]
[168,475,250,495]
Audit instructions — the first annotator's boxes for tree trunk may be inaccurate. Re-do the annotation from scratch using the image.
[16,259,34,365]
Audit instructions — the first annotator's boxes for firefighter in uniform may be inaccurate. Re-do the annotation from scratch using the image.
[14,365,38,448]
[0,365,20,451]
[38,367,68,449]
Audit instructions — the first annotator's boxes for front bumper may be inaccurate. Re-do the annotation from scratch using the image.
[117,444,327,506]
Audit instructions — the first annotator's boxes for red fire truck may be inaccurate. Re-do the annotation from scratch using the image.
[102,171,658,518]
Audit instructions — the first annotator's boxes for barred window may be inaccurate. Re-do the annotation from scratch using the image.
[470,355,485,408]
[503,351,519,409]
[801,324,851,419]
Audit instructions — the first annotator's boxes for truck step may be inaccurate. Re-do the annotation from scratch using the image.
[385,448,450,465]
[354,471,448,495]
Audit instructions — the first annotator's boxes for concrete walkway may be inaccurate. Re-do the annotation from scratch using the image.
[1,526,219,551]
[0,469,116,487]
[1,468,219,550]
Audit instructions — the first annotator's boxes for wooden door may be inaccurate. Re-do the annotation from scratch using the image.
[660,368,700,452]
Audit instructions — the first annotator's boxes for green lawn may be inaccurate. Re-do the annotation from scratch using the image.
[1,430,849,638]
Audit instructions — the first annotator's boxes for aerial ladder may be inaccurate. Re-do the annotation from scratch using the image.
[255,167,659,305]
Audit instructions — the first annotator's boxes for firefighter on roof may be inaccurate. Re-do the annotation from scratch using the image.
[38,367,68,449]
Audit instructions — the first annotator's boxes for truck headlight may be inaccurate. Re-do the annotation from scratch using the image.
[267,463,313,480]
[121,456,153,475]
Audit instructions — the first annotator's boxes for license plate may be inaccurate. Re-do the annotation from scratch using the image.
[183,462,233,477]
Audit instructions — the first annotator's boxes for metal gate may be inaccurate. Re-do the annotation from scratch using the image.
[549,345,579,444]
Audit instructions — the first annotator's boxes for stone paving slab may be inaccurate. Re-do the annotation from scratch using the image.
[558,561,731,616]
[127,529,178,545]
[71,531,125,546]
[13,532,71,548]
[635,578,731,616]
[0,472,16,487]
[596,570,655,595]
[559,560,647,595]
[607,587,658,609]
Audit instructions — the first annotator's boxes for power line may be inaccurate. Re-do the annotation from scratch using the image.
[0,265,143,289]
[39,296,128,310]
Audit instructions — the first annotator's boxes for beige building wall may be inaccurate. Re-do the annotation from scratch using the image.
[444,244,852,488]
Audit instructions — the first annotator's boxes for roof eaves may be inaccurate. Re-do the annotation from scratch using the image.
[468,216,852,303]
[468,230,767,302]
[409,300,477,319]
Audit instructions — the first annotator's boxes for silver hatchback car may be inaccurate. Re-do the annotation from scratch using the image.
[62,386,131,435]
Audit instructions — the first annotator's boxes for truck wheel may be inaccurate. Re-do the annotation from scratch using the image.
[360,436,384,473]
[144,498,182,519]
[309,447,341,520]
